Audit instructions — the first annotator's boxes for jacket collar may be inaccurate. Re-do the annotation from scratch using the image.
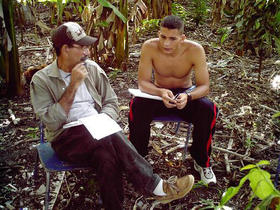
[47,60,61,78]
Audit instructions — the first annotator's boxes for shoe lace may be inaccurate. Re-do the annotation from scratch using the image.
[166,176,179,192]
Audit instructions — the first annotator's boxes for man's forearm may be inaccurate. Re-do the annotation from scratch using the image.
[59,82,79,115]
[188,85,209,100]
[138,80,167,97]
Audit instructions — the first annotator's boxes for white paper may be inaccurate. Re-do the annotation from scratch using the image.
[128,89,162,101]
[63,120,83,129]
[78,113,122,140]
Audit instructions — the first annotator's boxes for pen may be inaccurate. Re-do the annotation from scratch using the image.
[174,93,180,100]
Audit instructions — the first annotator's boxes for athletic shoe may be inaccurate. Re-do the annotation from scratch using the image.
[194,160,216,185]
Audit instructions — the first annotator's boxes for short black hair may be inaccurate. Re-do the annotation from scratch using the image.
[160,15,184,33]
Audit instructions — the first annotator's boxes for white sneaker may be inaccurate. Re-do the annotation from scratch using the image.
[194,160,216,185]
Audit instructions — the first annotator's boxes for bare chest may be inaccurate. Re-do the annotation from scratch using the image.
[152,55,193,78]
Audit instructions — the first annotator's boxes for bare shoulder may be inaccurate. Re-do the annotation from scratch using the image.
[183,40,204,53]
[142,38,159,50]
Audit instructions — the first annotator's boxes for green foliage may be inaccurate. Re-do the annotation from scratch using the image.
[244,137,256,150]
[219,160,280,209]
[171,2,189,21]
[98,0,127,23]
[193,180,209,188]
[236,0,280,56]
[273,112,280,119]
[172,1,208,26]
[136,18,160,34]
[217,26,232,44]
[191,0,208,25]
[108,68,122,80]
[25,127,39,139]
[217,0,280,57]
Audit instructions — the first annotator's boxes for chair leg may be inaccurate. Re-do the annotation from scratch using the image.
[33,150,39,180]
[45,171,50,210]
[183,123,192,160]
[174,122,181,134]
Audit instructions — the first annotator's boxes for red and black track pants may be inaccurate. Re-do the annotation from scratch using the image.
[128,89,218,167]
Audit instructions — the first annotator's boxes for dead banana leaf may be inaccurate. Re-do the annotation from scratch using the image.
[151,142,163,155]
[106,11,116,24]
[35,21,51,34]
[97,32,104,52]
[96,4,103,17]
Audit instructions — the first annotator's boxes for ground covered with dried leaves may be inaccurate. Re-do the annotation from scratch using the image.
[1,7,280,210]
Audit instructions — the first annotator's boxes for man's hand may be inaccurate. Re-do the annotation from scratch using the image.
[70,62,88,87]
[161,89,177,108]
[174,93,188,109]
[59,62,88,115]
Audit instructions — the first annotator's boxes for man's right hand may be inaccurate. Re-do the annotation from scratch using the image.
[161,89,177,108]
[59,62,88,115]
[70,62,88,87]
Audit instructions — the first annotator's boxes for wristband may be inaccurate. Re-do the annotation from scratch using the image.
[186,92,192,102]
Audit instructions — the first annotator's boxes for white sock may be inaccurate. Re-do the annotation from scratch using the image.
[152,179,167,196]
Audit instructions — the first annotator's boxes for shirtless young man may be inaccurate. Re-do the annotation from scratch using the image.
[128,15,218,185]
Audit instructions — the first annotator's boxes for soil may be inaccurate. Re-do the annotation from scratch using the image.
[1,3,280,210]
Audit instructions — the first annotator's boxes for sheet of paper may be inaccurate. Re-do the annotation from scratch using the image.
[79,113,122,140]
[63,120,83,129]
[128,89,162,101]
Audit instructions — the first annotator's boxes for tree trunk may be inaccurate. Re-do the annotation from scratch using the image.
[2,0,23,96]
[115,0,128,70]
[151,0,172,19]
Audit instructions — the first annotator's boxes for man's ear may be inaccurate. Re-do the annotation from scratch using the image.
[61,44,69,55]
[181,34,186,41]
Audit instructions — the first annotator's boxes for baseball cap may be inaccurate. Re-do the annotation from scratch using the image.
[52,22,97,48]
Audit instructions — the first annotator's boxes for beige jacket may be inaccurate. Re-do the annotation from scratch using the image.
[30,59,119,141]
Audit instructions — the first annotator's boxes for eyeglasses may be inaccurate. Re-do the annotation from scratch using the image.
[71,44,90,51]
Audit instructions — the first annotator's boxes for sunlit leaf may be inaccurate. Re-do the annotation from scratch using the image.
[256,160,270,166]
[241,164,257,171]
[272,112,280,118]
[98,0,127,23]
[220,175,249,206]
[248,168,275,200]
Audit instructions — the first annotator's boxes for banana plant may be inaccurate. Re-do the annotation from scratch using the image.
[83,0,128,70]
[149,0,172,19]
[1,0,23,96]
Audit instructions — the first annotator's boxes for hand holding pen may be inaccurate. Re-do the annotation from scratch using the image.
[173,93,189,109]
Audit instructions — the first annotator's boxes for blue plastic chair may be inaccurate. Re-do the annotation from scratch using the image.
[34,122,91,210]
[153,115,193,159]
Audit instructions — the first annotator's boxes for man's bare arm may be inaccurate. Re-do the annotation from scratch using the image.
[189,44,210,99]
[175,44,209,109]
